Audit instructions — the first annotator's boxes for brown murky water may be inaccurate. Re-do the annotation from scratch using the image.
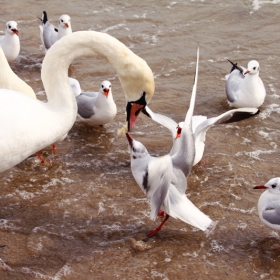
[1,0,280,279]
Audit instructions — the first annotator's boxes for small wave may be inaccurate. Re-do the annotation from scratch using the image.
[53,264,71,280]
[251,0,280,12]
[101,23,127,33]
[237,222,247,230]
[200,201,256,214]
[0,258,12,271]
[245,149,275,161]
[0,219,21,231]
[210,239,235,254]
[21,267,52,280]
[259,103,280,120]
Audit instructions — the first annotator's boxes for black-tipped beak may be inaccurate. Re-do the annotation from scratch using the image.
[126,133,133,148]
[126,92,147,131]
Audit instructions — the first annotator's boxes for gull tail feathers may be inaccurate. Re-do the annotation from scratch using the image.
[164,185,212,231]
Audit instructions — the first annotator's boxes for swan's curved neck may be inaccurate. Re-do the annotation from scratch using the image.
[42,31,154,105]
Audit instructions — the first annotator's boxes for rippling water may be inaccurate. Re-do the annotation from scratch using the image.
[1,0,280,279]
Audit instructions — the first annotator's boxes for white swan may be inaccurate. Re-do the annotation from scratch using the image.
[0,21,20,62]
[39,11,72,51]
[0,31,154,173]
[0,47,35,98]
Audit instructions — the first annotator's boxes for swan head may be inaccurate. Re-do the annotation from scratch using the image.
[120,58,154,132]
[59,15,71,29]
[6,21,18,36]
[244,60,260,75]
[100,80,112,98]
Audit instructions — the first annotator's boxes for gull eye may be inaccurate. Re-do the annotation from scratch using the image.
[109,85,111,88]
[61,19,64,23]
[253,67,256,70]
[8,25,11,29]
[102,85,104,88]
[272,184,276,189]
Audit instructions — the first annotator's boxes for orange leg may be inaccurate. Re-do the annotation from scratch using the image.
[52,144,56,154]
[157,210,165,217]
[147,214,169,237]
[36,152,45,164]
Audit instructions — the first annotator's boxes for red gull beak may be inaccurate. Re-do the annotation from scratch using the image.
[244,69,250,75]
[175,125,182,139]
[65,23,69,28]
[253,185,267,189]
[103,88,109,98]
[126,133,133,148]
[12,29,19,36]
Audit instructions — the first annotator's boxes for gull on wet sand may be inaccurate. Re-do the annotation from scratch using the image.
[225,59,266,108]
[0,21,20,62]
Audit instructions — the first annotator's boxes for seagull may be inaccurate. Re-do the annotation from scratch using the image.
[125,132,212,237]
[39,11,72,51]
[253,178,280,232]
[225,59,266,108]
[0,47,35,98]
[143,106,259,166]
[69,78,117,126]
[0,21,20,62]
[0,31,154,173]
[126,47,212,236]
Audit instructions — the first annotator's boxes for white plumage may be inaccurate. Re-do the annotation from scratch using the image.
[254,178,280,231]
[0,31,154,172]
[0,21,20,62]
[225,59,266,108]
[39,11,72,51]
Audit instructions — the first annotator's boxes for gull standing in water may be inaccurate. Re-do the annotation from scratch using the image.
[69,78,117,126]
[39,11,72,51]
[0,21,20,62]
[253,178,280,231]
[0,31,154,173]
[225,59,266,108]
[126,47,213,237]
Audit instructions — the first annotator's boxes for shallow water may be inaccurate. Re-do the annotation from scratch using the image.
[1,0,280,279]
